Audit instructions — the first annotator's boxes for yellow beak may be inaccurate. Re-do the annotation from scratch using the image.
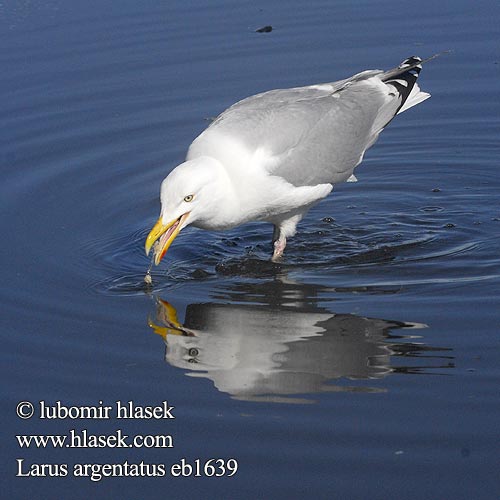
[145,213,189,265]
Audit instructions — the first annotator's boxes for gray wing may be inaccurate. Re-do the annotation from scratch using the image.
[187,61,427,187]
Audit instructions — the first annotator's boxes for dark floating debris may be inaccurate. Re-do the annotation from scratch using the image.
[431,188,441,192]
[216,257,282,277]
[221,238,238,247]
[256,25,273,33]
[191,268,211,279]
[443,223,456,229]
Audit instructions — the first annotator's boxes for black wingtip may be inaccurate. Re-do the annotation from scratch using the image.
[381,56,426,113]
[384,60,422,102]
[398,56,423,69]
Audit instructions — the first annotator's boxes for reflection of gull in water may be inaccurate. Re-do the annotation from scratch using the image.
[149,292,452,403]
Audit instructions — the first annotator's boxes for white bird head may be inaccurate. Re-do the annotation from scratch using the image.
[145,156,230,265]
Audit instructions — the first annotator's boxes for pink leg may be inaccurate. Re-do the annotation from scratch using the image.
[272,237,287,261]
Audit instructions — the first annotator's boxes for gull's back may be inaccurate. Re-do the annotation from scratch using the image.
[187,56,430,188]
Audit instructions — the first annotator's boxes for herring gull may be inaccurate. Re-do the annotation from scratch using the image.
[145,55,434,265]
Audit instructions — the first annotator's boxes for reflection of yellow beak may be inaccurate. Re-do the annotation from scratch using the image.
[148,317,184,340]
[148,299,191,339]
[157,299,183,329]
[145,213,189,265]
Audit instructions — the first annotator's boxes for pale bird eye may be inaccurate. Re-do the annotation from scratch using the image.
[183,194,194,202]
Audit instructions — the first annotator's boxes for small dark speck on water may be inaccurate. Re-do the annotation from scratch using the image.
[256,25,273,33]
[322,217,335,223]
[432,188,442,192]
[222,238,238,247]
[191,268,211,279]
[443,223,456,228]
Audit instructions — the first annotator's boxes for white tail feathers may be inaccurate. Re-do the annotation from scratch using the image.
[397,82,431,114]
